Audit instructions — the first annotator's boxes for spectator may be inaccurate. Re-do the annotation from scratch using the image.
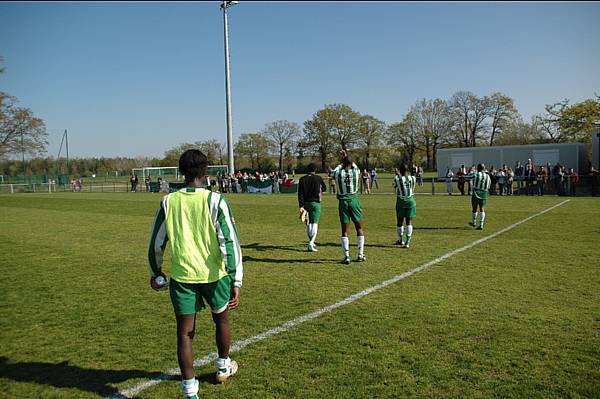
[445,168,454,195]
[524,162,536,196]
[416,166,424,187]
[328,168,336,194]
[537,166,548,196]
[370,168,379,190]
[569,168,579,196]
[145,175,152,192]
[497,167,506,196]
[489,166,498,195]
[456,167,466,195]
[515,161,524,195]
[590,166,599,196]
[361,169,371,194]
[467,165,475,194]
[272,172,280,194]
[506,167,514,195]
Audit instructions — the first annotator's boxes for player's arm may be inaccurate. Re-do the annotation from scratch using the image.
[148,198,169,286]
[215,196,243,289]
[297,177,305,208]
[320,177,327,193]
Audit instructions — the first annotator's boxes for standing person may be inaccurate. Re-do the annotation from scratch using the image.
[469,163,491,230]
[328,168,337,194]
[145,175,152,193]
[370,168,379,190]
[298,163,327,252]
[506,167,514,195]
[393,164,417,248]
[515,161,524,195]
[538,166,548,196]
[417,166,424,187]
[445,168,454,195]
[489,166,498,195]
[457,166,466,195]
[590,166,599,197]
[130,175,136,192]
[331,150,366,264]
[361,169,371,194]
[569,168,579,196]
[524,162,536,196]
[497,167,506,196]
[147,149,243,399]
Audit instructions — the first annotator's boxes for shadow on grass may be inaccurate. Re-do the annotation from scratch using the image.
[417,226,473,230]
[241,243,305,253]
[0,356,169,397]
[243,255,329,264]
[317,242,397,249]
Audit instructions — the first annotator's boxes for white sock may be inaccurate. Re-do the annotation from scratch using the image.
[182,378,199,397]
[306,224,312,242]
[341,236,350,258]
[480,212,486,226]
[397,226,404,241]
[216,357,231,370]
[357,235,364,257]
[311,224,318,245]
[472,212,477,224]
[406,225,413,243]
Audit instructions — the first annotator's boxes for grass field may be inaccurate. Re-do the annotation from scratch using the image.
[0,191,599,398]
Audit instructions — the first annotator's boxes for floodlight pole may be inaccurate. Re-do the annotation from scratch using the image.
[222,0,237,175]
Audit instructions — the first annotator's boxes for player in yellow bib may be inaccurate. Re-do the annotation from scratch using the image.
[148,150,243,399]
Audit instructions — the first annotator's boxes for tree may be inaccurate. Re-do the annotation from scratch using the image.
[494,117,544,146]
[161,143,198,166]
[234,133,271,170]
[449,91,491,147]
[387,112,420,167]
[0,92,48,159]
[356,114,385,169]
[302,110,335,171]
[409,98,451,169]
[488,92,520,146]
[535,97,600,144]
[261,120,301,172]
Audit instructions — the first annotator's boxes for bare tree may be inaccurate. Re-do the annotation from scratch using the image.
[449,91,491,147]
[0,92,48,159]
[387,112,420,167]
[410,98,451,169]
[261,120,301,171]
[488,92,520,146]
[356,114,385,168]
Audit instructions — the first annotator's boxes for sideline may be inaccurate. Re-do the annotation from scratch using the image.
[108,199,571,399]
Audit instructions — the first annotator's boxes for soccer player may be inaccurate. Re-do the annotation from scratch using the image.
[298,163,327,252]
[331,150,365,264]
[393,164,416,248]
[148,149,243,399]
[469,163,491,230]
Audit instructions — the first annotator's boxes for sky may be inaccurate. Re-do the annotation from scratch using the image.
[1,1,599,159]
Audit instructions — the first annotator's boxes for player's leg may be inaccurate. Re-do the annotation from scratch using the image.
[395,198,404,245]
[351,198,365,261]
[470,195,478,227]
[206,278,238,383]
[308,202,321,251]
[405,217,413,248]
[477,204,486,230]
[340,221,350,264]
[176,314,199,399]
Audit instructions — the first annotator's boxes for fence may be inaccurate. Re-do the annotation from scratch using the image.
[1,175,599,196]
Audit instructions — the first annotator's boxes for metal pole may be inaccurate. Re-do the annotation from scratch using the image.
[222,1,235,175]
[21,132,25,175]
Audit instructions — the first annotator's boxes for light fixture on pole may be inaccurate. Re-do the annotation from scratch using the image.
[221,0,238,175]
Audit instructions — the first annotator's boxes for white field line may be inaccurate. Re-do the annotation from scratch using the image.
[108,199,570,399]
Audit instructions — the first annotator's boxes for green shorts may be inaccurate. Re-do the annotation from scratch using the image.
[304,201,321,223]
[169,276,232,315]
[338,195,363,224]
[472,189,488,207]
[396,196,416,222]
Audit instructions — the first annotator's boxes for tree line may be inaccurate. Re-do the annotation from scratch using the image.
[2,50,599,177]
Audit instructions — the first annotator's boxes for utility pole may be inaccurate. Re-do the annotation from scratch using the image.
[221,0,238,175]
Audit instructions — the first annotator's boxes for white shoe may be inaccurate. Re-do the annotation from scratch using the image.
[307,243,318,252]
[357,254,366,262]
[216,360,238,383]
[342,257,351,265]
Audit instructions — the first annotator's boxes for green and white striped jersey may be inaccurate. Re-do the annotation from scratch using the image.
[472,171,491,192]
[332,163,360,199]
[148,187,243,287]
[393,175,416,198]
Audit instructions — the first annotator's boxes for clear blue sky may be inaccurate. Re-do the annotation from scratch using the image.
[1,1,599,158]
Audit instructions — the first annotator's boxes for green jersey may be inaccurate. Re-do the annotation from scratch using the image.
[332,163,360,199]
[472,171,491,192]
[148,188,243,287]
[393,175,416,198]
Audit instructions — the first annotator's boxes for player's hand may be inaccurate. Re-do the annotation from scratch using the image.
[150,273,167,291]
[339,149,347,158]
[228,287,240,310]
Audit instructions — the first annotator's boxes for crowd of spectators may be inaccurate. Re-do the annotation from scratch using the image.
[445,159,595,196]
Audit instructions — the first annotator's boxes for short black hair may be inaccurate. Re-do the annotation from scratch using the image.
[399,164,407,175]
[342,156,352,168]
[179,149,208,183]
[307,163,317,173]
[477,163,485,172]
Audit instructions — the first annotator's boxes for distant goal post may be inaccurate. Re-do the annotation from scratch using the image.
[131,165,229,181]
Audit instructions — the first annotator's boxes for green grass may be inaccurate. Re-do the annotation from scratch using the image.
[0,191,599,398]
